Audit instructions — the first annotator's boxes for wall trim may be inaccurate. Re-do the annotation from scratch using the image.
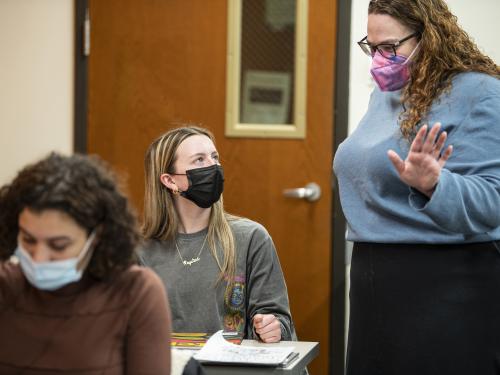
[331,0,351,374]
[74,0,88,153]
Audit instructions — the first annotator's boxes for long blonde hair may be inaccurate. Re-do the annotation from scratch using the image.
[369,0,500,139]
[142,126,236,284]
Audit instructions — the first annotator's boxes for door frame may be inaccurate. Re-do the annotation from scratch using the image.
[331,0,351,374]
[73,1,351,373]
[74,0,88,154]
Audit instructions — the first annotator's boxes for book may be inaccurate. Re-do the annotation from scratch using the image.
[171,331,243,350]
[171,333,209,350]
[194,330,295,366]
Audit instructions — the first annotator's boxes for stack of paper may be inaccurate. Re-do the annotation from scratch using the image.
[171,332,243,350]
[194,330,295,366]
[171,333,209,350]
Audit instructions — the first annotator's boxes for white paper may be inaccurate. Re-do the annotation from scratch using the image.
[241,70,292,124]
[265,0,296,31]
[194,330,295,366]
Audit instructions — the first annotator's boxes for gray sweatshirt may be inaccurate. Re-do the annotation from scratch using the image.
[139,218,296,341]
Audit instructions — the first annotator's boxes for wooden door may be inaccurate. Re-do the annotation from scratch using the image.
[88,1,336,373]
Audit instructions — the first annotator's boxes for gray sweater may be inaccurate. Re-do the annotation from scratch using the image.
[139,218,296,340]
[334,72,500,243]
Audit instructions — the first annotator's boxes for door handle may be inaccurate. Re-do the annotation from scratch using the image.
[283,182,321,202]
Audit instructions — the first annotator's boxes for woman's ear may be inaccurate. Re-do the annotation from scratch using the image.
[160,173,177,192]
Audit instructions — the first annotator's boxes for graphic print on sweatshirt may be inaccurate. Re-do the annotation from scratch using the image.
[223,275,245,333]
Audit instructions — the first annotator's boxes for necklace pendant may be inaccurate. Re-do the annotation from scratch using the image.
[183,257,200,266]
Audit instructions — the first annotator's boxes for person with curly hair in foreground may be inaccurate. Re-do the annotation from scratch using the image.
[334,0,500,374]
[0,153,172,374]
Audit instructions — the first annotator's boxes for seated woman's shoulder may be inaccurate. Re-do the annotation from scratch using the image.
[114,264,165,294]
[135,238,166,267]
[119,264,162,281]
[0,260,24,292]
[227,217,273,247]
[0,259,20,276]
[228,216,269,235]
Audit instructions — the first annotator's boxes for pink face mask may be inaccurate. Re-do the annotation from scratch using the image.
[369,43,419,92]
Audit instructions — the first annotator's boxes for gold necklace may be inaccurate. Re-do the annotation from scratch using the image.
[174,234,207,266]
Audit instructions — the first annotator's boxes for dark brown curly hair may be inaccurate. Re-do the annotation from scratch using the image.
[369,0,500,139]
[0,152,139,280]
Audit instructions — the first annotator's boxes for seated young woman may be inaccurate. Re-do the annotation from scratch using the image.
[140,126,296,343]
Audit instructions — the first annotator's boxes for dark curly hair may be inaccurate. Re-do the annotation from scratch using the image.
[0,152,139,279]
[369,0,500,139]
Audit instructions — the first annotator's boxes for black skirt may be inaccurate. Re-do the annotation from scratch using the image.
[347,241,500,375]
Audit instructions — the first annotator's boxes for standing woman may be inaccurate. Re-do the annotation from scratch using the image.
[0,153,172,374]
[334,0,500,374]
[140,126,296,343]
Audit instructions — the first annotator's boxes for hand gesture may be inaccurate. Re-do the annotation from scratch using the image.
[387,123,453,197]
[252,313,281,343]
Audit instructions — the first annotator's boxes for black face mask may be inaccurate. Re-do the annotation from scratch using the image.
[178,164,224,208]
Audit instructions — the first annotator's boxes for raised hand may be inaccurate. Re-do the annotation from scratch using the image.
[387,123,453,197]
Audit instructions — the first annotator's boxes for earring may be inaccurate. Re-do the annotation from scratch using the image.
[168,180,179,195]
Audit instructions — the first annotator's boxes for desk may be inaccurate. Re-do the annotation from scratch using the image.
[200,340,319,375]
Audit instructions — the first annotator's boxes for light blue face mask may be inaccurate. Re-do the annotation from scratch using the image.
[15,231,96,291]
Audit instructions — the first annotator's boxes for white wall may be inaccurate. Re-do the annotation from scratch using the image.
[0,0,74,185]
[348,0,500,134]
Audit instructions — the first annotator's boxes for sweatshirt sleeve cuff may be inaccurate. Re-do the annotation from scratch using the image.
[408,169,450,211]
[408,187,430,210]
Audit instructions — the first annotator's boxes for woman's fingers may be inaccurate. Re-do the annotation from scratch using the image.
[412,123,450,162]
[438,145,453,167]
[409,124,427,153]
[421,123,441,153]
[390,122,452,177]
[387,150,405,175]
[253,314,281,343]
[259,332,281,343]
[432,130,448,158]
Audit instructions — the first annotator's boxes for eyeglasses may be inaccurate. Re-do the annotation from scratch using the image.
[358,32,419,59]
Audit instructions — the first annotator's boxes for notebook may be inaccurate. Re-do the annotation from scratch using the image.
[194,330,295,366]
